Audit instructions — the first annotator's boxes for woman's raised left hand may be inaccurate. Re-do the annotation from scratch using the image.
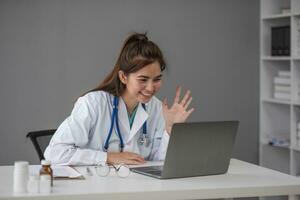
[162,86,194,134]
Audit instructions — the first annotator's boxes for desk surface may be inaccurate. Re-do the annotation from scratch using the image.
[1,159,300,200]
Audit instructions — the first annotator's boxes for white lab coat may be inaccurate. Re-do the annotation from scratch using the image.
[44,91,170,165]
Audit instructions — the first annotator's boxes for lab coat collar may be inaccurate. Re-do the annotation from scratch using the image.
[118,98,149,142]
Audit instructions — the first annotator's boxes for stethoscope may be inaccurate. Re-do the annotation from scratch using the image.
[104,96,151,152]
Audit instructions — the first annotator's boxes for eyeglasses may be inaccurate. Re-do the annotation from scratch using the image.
[94,163,131,178]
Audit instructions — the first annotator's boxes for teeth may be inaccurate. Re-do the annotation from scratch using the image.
[141,92,151,97]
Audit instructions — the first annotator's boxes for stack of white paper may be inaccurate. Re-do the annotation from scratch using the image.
[29,165,83,179]
[52,166,83,179]
[273,70,291,101]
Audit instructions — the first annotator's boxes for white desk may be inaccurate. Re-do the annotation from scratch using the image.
[0,159,300,200]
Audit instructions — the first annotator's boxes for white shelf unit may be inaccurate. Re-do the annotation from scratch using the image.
[260,1,300,200]
[259,0,300,200]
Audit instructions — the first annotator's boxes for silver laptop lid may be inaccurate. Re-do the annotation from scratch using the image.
[161,121,239,178]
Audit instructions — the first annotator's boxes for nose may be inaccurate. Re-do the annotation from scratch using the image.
[145,81,154,93]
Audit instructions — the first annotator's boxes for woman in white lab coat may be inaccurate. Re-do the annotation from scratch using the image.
[44,33,194,165]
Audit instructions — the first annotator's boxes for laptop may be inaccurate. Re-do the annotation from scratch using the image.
[131,121,239,179]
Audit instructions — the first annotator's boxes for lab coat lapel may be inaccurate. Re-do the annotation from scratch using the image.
[128,103,148,142]
[118,98,130,135]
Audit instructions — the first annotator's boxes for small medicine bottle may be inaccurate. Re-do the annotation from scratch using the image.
[39,160,53,187]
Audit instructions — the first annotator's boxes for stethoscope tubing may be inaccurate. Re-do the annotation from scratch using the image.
[104,96,147,152]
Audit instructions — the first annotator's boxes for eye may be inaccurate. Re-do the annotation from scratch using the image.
[154,78,161,82]
[138,79,147,82]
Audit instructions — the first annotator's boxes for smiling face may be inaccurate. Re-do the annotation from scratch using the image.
[119,61,163,107]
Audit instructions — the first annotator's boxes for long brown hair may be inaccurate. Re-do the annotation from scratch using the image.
[86,32,166,97]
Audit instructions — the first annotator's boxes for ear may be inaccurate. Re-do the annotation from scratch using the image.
[118,70,128,85]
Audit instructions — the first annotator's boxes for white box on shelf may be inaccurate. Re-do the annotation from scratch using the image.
[274,77,291,85]
[274,85,291,92]
[274,92,291,100]
[278,70,291,78]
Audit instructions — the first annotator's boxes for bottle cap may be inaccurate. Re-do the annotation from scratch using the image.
[14,161,29,175]
[41,160,51,166]
[14,161,29,169]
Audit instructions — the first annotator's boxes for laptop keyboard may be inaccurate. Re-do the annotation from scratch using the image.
[132,165,163,176]
[148,170,162,176]
[149,165,163,170]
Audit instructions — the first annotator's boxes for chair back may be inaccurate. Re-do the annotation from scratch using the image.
[26,129,56,161]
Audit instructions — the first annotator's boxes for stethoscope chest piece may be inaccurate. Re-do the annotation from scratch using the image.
[137,134,151,147]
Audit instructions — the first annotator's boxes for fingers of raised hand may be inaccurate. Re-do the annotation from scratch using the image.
[186,107,195,117]
[180,90,191,107]
[173,86,182,104]
[184,96,193,110]
[163,98,169,109]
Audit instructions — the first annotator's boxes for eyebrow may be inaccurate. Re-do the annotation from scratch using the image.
[137,74,163,79]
